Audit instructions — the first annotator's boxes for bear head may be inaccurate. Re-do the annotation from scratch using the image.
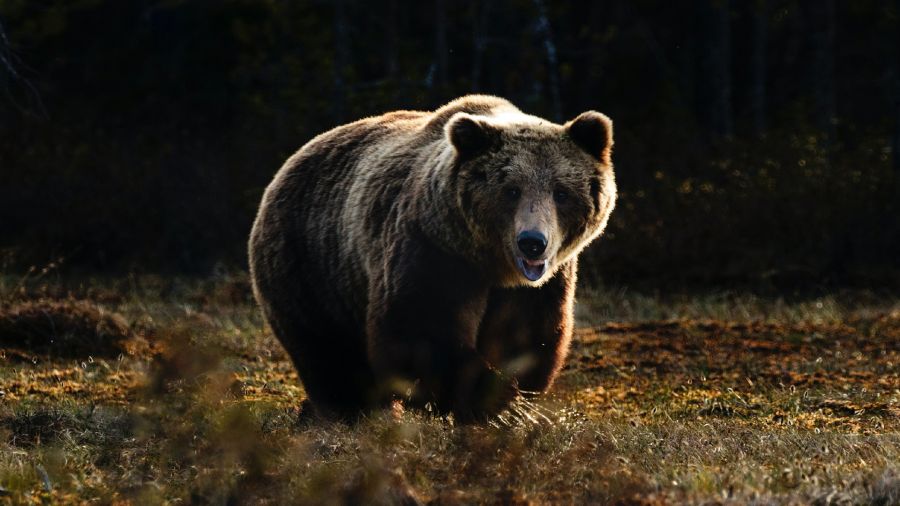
[446,110,617,287]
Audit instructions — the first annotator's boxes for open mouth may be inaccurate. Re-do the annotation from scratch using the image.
[515,256,548,282]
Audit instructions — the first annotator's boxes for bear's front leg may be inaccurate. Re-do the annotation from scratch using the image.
[366,236,519,422]
[477,259,577,392]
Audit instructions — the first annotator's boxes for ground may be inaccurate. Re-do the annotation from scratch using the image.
[0,275,898,504]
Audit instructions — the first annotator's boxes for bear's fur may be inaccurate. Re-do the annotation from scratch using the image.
[249,95,616,422]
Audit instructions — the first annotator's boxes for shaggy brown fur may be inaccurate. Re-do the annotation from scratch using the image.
[249,95,616,422]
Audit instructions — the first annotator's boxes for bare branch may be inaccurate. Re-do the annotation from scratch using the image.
[0,17,47,119]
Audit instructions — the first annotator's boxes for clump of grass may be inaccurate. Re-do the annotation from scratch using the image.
[264,404,646,505]
[0,299,143,358]
[0,404,134,449]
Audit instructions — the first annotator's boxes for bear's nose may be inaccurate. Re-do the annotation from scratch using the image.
[517,230,547,260]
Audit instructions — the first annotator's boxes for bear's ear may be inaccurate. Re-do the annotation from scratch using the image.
[446,113,500,159]
[565,111,613,165]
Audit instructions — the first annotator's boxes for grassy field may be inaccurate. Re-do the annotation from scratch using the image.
[0,275,898,504]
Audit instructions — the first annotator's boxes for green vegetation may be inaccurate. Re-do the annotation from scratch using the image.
[1,276,897,504]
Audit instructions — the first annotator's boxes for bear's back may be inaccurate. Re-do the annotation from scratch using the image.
[294,95,517,167]
[423,95,519,135]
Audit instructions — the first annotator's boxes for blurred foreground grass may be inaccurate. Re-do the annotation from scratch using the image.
[0,275,898,504]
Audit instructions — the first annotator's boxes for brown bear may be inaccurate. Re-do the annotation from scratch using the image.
[248,95,616,422]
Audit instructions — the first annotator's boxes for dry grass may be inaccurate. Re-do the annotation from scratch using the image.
[0,276,898,504]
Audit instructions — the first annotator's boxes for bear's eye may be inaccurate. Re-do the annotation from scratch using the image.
[553,188,569,205]
[504,186,521,201]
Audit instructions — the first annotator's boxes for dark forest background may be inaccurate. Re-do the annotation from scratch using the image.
[0,0,898,289]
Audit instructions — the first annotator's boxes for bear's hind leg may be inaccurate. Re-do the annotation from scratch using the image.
[269,316,381,421]
[292,341,380,421]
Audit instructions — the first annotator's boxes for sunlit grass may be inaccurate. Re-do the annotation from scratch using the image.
[0,275,897,503]
[575,286,900,325]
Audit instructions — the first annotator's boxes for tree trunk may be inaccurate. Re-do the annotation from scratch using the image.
[435,0,449,89]
[470,0,492,92]
[0,19,9,121]
[893,0,900,174]
[697,0,733,138]
[0,18,10,94]
[331,0,350,123]
[385,0,399,80]
[532,0,562,122]
[385,0,400,106]
[749,0,767,136]
[809,0,836,142]
[894,94,900,174]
